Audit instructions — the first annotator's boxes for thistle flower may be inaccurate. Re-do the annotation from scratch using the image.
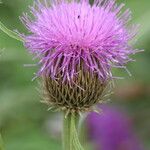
[0,1,140,149]
[21,0,138,112]
[87,105,144,150]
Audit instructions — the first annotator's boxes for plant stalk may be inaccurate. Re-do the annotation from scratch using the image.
[63,112,84,150]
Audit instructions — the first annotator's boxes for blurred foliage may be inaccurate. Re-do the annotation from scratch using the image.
[0,0,150,150]
[0,134,4,150]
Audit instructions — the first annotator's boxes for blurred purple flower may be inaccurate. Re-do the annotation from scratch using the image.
[87,105,144,150]
[21,0,138,83]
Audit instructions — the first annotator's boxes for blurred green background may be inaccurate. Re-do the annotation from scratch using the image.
[0,0,150,150]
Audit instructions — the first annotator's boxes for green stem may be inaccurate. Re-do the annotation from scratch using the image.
[63,112,84,150]
[0,21,23,42]
[63,113,71,150]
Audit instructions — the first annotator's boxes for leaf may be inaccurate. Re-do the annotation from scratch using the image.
[0,21,23,42]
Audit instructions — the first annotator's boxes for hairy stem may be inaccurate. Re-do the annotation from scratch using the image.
[63,113,71,150]
[63,112,84,150]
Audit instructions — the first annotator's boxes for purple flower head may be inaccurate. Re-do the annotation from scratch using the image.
[87,105,144,150]
[21,0,138,83]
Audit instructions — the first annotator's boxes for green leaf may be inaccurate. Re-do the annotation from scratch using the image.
[0,21,24,42]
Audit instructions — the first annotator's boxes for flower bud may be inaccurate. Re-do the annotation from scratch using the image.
[42,68,107,112]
